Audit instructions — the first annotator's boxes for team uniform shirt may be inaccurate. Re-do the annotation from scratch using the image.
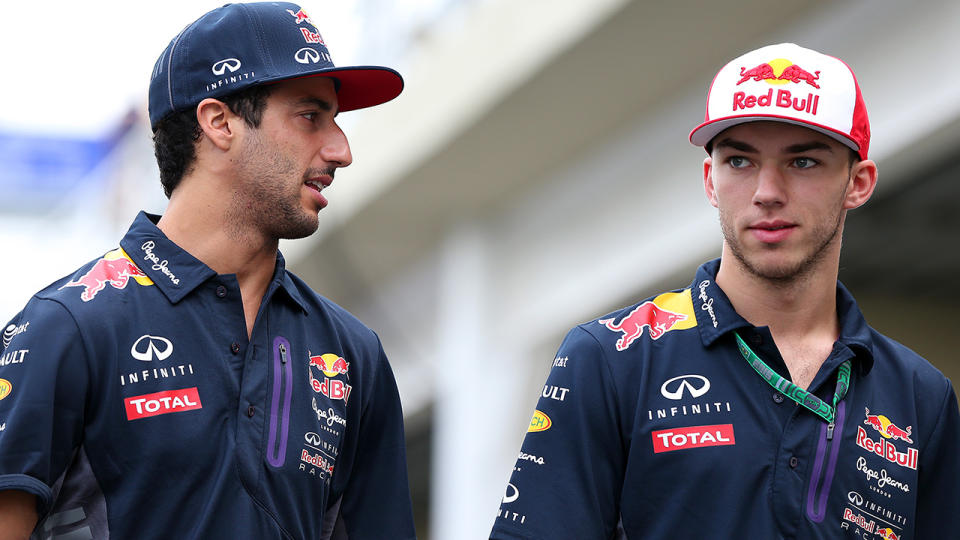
[0,212,416,540]
[490,259,960,540]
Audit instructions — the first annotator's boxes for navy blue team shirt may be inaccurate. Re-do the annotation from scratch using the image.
[0,212,415,539]
[491,259,960,540]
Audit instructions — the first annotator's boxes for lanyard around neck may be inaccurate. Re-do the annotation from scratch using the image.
[734,332,850,439]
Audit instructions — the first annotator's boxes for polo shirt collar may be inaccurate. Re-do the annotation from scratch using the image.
[691,258,875,374]
[118,211,308,313]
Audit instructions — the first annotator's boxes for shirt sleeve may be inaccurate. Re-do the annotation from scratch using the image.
[0,298,90,516]
[331,340,416,539]
[490,326,626,540]
[914,379,960,538]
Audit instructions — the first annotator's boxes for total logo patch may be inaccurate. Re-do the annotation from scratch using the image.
[124,387,202,420]
[308,353,351,403]
[528,410,551,433]
[652,424,735,453]
[598,290,696,351]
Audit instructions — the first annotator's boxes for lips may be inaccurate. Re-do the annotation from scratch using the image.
[304,175,332,208]
[748,220,796,243]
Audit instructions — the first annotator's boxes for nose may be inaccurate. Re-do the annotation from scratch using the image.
[322,122,353,168]
[752,164,786,207]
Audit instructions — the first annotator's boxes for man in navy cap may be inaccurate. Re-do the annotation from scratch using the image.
[0,3,415,538]
[491,43,960,539]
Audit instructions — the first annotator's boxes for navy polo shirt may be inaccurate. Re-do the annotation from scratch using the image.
[0,212,415,539]
[490,259,960,540]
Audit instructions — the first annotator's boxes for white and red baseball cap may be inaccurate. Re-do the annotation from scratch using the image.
[689,43,870,160]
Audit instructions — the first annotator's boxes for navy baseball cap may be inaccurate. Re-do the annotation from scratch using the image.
[148,2,403,131]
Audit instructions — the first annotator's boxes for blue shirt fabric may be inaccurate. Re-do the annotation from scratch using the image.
[0,212,415,540]
[490,259,960,540]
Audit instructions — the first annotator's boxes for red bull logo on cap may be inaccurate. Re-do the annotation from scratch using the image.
[60,248,155,302]
[599,290,697,351]
[863,408,914,444]
[309,353,351,403]
[737,58,820,88]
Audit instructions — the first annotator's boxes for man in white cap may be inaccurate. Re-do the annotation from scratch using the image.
[491,43,959,539]
[0,3,415,538]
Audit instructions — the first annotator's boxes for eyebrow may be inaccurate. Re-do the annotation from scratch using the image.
[713,138,834,154]
[294,97,336,114]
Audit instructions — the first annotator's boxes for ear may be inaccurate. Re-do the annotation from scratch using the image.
[196,98,238,152]
[703,156,719,208]
[843,159,878,210]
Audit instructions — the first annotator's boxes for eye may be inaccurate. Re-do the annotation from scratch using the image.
[792,157,818,169]
[727,156,751,169]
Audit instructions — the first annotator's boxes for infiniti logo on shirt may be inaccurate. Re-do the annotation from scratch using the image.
[131,335,173,361]
[660,374,711,400]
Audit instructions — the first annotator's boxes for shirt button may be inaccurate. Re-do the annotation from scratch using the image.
[216,285,227,298]
[789,456,799,468]
[773,393,784,404]
[231,342,241,354]
[247,405,255,418]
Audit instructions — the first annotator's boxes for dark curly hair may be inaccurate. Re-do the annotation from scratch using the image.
[152,85,274,197]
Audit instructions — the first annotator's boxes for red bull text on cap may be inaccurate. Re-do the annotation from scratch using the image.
[689,43,870,160]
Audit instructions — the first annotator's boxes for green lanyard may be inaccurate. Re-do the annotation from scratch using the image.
[734,332,850,440]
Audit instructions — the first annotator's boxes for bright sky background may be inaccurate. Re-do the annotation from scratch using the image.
[0,1,359,137]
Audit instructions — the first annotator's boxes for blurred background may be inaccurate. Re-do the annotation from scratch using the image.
[2,0,958,538]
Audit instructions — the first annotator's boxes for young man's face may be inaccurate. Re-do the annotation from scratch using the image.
[232,76,353,240]
[703,121,862,282]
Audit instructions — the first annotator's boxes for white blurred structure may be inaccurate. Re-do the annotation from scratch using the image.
[3,1,959,538]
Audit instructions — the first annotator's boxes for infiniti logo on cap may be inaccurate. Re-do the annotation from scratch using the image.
[212,58,241,75]
[660,374,711,400]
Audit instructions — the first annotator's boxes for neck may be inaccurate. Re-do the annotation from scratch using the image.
[715,248,840,342]
[157,172,279,338]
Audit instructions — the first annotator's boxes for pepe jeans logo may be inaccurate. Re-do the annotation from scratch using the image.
[212,58,241,75]
[140,242,180,286]
[697,280,719,328]
[131,335,173,361]
[660,375,711,400]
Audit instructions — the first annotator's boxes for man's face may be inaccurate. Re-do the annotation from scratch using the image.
[703,122,857,282]
[231,77,352,240]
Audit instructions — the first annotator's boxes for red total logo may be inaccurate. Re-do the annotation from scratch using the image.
[124,387,202,420]
[652,424,735,453]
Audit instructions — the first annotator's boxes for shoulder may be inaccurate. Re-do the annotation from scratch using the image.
[283,271,381,349]
[577,287,700,355]
[866,327,952,393]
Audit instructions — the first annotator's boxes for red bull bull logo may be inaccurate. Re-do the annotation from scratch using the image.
[599,290,697,351]
[60,248,154,302]
[878,528,900,540]
[286,8,312,25]
[309,353,351,403]
[736,58,820,88]
[863,408,914,444]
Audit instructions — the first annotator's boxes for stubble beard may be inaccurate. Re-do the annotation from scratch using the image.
[719,204,845,285]
[230,132,321,241]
